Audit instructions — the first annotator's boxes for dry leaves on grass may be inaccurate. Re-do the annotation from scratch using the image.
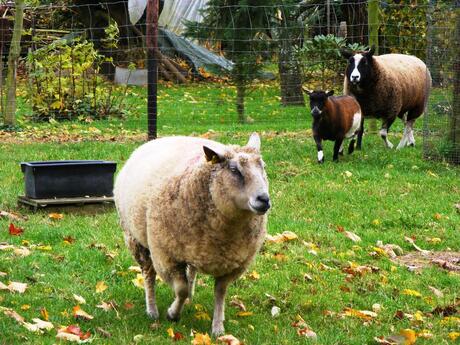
[132,274,145,289]
[0,210,27,221]
[166,327,185,341]
[265,231,298,244]
[230,296,246,312]
[48,213,64,220]
[73,305,94,320]
[291,315,317,340]
[73,294,86,304]
[191,332,212,345]
[340,307,378,321]
[2,307,53,333]
[217,334,243,345]
[374,329,417,345]
[8,223,24,236]
[95,281,108,293]
[56,325,91,343]
[0,281,28,293]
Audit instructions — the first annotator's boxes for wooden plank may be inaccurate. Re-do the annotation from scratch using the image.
[18,195,114,209]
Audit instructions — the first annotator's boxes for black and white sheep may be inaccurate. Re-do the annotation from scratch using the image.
[341,47,431,149]
[304,89,362,163]
[113,133,270,336]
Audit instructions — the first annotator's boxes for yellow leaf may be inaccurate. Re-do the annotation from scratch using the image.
[401,289,422,297]
[95,281,108,293]
[37,245,52,251]
[21,304,31,310]
[48,213,64,220]
[192,332,212,345]
[266,231,298,244]
[194,311,211,320]
[372,219,381,226]
[342,308,377,320]
[448,332,460,341]
[166,327,174,338]
[132,274,145,289]
[72,305,94,320]
[417,330,433,339]
[400,329,417,345]
[40,307,49,321]
[248,271,260,280]
[236,311,253,317]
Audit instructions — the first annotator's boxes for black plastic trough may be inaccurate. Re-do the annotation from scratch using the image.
[20,160,117,199]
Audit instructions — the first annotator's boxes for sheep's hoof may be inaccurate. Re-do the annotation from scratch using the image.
[211,323,225,337]
[166,309,181,322]
[146,307,159,320]
[317,159,324,164]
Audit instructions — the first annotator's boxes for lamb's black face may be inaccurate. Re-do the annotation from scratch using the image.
[307,90,334,118]
[343,48,375,87]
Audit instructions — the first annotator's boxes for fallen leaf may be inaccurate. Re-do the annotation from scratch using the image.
[1,281,28,293]
[428,286,444,298]
[21,304,31,311]
[49,213,64,220]
[73,305,94,320]
[230,296,246,312]
[291,315,317,340]
[401,289,422,297]
[344,231,361,242]
[73,294,86,304]
[236,311,253,317]
[194,311,211,320]
[248,271,260,280]
[63,236,76,244]
[40,307,49,321]
[23,318,54,332]
[448,332,460,341]
[404,236,430,255]
[266,231,298,244]
[128,266,142,273]
[13,247,31,257]
[96,301,113,312]
[3,307,25,323]
[132,274,145,289]
[95,281,108,293]
[341,308,377,320]
[57,325,91,342]
[192,332,212,345]
[37,245,52,251]
[0,210,26,221]
[218,334,243,345]
[8,223,24,236]
[96,327,111,338]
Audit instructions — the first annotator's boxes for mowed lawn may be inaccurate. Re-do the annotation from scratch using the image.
[0,82,459,344]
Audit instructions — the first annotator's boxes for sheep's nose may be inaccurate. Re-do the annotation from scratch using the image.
[254,193,271,213]
[351,75,359,81]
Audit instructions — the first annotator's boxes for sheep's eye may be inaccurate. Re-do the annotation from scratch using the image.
[229,165,243,178]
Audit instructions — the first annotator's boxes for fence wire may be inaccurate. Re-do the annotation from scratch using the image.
[0,1,459,164]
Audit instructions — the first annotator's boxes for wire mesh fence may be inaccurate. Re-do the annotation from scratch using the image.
[0,0,459,163]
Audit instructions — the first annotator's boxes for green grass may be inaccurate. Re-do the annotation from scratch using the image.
[0,82,459,344]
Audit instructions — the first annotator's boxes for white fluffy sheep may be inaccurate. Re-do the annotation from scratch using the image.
[341,47,431,149]
[113,133,270,336]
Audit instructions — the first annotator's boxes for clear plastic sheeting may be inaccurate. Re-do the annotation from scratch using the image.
[159,0,209,35]
[159,28,233,74]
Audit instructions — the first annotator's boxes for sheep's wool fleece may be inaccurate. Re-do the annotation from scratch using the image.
[344,54,431,117]
[114,136,267,280]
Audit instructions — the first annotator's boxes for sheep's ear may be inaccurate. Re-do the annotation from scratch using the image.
[302,86,313,95]
[340,49,353,59]
[326,90,334,97]
[366,45,375,57]
[246,132,261,151]
[203,146,226,164]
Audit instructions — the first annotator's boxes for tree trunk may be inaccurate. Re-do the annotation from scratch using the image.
[450,7,460,164]
[278,15,304,107]
[4,0,25,127]
[236,80,246,123]
[426,0,442,87]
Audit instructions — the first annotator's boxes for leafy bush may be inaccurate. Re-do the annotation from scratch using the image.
[26,37,128,122]
[295,34,367,90]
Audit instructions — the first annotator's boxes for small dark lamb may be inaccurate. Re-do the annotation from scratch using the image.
[304,89,362,163]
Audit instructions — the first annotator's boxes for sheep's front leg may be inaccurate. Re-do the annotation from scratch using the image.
[167,271,189,321]
[333,138,344,162]
[212,276,234,336]
[313,134,324,164]
[356,117,364,150]
[380,117,396,149]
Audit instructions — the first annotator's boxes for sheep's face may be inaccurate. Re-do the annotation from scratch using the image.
[204,133,270,216]
[304,90,334,119]
[341,46,375,87]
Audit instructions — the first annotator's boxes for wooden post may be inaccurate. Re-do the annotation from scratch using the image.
[326,0,331,34]
[367,0,379,133]
[450,6,460,163]
[146,0,158,140]
[4,0,24,127]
